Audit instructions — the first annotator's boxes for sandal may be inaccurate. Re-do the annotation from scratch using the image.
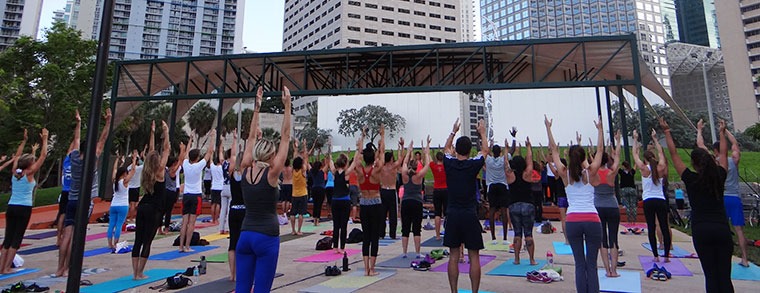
[80,280,93,286]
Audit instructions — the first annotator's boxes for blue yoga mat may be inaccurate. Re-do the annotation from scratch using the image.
[149,246,219,261]
[379,239,398,247]
[23,231,57,240]
[552,241,572,255]
[18,245,57,255]
[731,262,760,281]
[640,243,694,258]
[459,290,496,293]
[420,237,445,247]
[84,247,114,257]
[598,269,641,293]
[80,268,178,293]
[0,268,40,281]
[486,259,546,277]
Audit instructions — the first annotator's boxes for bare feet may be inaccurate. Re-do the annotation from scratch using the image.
[653,257,660,263]
[740,261,750,268]
[606,272,620,278]
[435,236,441,241]
[179,248,186,253]
[530,260,538,266]
[513,261,520,265]
[291,231,297,236]
[368,270,380,276]
[333,248,341,254]
[296,232,303,236]
[134,274,149,280]
[664,258,670,263]
[185,248,195,252]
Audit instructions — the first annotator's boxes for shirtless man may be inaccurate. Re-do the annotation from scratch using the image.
[372,131,405,240]
[280,143,294,217]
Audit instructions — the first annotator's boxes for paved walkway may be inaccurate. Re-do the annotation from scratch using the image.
[2,218,758,292]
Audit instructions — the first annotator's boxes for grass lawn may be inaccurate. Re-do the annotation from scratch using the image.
[672,224,760,266]
[0,186,62,213]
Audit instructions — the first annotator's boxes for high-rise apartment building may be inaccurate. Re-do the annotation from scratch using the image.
[479,0,671,92]
[0,0,43,50]
[675,0,719,48]
[55,0,245,60]
[659,0,678,42]
[712,0,760,130]
[460,0,475,41]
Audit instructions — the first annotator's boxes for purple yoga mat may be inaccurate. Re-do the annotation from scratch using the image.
[637,255,693,276]
[431,255,496,273]
[24,231,58,240]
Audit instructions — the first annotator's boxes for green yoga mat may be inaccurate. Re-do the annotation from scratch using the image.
[80,268,178,293]
[280,232,315,243]
[298,268,396,293]
[191,252,229,263]
[299,224,327,233]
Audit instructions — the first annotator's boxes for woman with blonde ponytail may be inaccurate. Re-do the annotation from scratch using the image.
[633,129,671,263]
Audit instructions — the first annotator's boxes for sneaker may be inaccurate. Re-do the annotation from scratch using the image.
[656,271,668,281]
[423,222,434,230]
[658,266,672,279]
[10,282,25,292]
[417,254,424,259]
[502,240,509,246]
[527,271,552,283]
[617,261,626,267]
[646,264,660,279]
[424,254,436,264]
[25,283,48,292]
[618,250,624,257]
[491,240,498,245]
[402,253,408,259]
[509,244,515,253]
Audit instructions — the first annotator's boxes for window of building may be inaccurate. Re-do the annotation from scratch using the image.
[430,25,441,30]
[430,37,442,42]
[430,13,441,18]
[348,39,360,44]
[348,13,360,19]
[399,20,410,26]
[348,1,360,6]
[382,6,394,11]
[382,18,394,24]
[399,32,411,38]
[382,30,394,36]
[348,26,360,31]
[365,3,377,8]
[365,28,377,33]
[414,23,426,28]
[398,8,410,14]
[429,1,440,7]
[414,35,426,40]
[444,15,456,21]
[414,0,426,4]
[445,27,456,32]
[444,3,455,9]
[365,15,377,21]
[365,40,377,46]
[414,11,426,16]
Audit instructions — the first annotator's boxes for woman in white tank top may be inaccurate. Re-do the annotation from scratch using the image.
[632,129,671,263]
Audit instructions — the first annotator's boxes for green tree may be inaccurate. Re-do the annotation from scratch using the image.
[336,105,405,143]
[744,122,760,141]
[299,127,331,152]
[186,101,217,147]
[261,127,281,143]
[222,109,238,134]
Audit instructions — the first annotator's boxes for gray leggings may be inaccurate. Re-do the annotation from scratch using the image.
[567,221,602,293]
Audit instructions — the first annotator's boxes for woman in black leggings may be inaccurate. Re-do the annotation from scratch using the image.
[131,121,175,280]
[632,129,671,263]
[661,117,734,292]
[226,131,244,281]
[592,132,622,278]
[310,161,327,226]
[326,136,364,254]
[399,138,431,258]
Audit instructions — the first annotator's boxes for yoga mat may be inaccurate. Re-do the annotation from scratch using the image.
[378,238,398,247]
[80,268,178,293]
[640,243,697,258]
[459,290,496,293]
[376,255,416,268]
[194,222,216,229]
[149,246,220,260]
[179,273,285,292]
[598,269,641,293]
[485,259,546,277]
[420,237,445,247]
[484,241,511,252]
[637,255,693,276]
[552,241,573,255]
[191,252,228,263]
[298,268,395,293]
[280,232,315,243]
[294,249,361,263]
[299,224,326,233]
[731,262,760,281]
[0,268,40,282]
[431,255,497,273]
[84,247,113,257]
[621,223,647,230]
[12,268,109,289]
[23,231,57,240]
[18,245,57,255]
[198,216,212,222]
[202,233,229,242]
[85,232,108,241]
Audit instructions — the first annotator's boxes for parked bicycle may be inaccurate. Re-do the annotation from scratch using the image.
[746,193,760,227]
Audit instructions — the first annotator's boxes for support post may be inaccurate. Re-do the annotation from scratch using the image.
[605,87,615,147]
[616,79,631,162]
[169,99,178,139]
[595,87,602,118]
[629,35,649,147]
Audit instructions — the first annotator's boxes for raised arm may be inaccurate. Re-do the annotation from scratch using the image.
[545,115,566,175]
[149,120,156,152]
[717,120,729,170]
[726,129,740,165]
[392,137,405,169]
[696,119,709,151]
[70,110,81,153]
[660,117,687,176]
[95,109,112,157]
[203,129,216,163]
[159,121,171,168]
[400,140,413,183]
[607,131,622,182]
[0,156,13,172]
[478,119,488,157]
[11,129,28,171]
[415,136,432,181]
[523,137,535,182]
[651,129,667,175]
[269,86,292,184]
[326,139,336,174]
[345,131,365,175]
[631,130,650,177]
[508,127,518,156]
[588,117,605,175]
[241,87,263,169]
[218,135,226,164]
[28,129,49,175]
[444,118,459,156]
[124,150,138,185]
[228,131,238,176]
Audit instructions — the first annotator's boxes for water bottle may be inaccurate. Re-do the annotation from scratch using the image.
[546,251,554,267]
[193,265,199,283]
[199,256,207,275]
[342,252,350,271]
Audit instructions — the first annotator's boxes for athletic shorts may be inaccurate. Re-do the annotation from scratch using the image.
[290,196,308,216]
[487,184,510,209]
[433,189,447,217]
[64,200,78,227]
[128,187,140,203]
[557,197,569,208]
[58,191,69,216]
[443,210,484,250]
[676,198,685,210]
[203,180,212,195]
[182,194,202,215]
[211,190,222,204]
[724,195,745,226]
[349,185,361,206]
[280,184,293,202]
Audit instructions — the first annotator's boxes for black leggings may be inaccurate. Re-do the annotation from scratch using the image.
[597,207,620,249]
[401,200,423,237]
[533,190,544,222]
[331,200,351,249]
[162,190,178,228]
[644,198,671,257]
[360,203,383,257]
[228,208,245,251]
[380,189,398,239]
[3,205,31,249]
[132,203,160,258]
[325,187,334,206]
[311,187,325,219]
[692,222,735,293]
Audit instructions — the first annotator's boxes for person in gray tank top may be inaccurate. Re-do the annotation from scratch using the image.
[485,142,511,245]
[698,118,749,267]
[399,138,431,258]
[593,132,622,278]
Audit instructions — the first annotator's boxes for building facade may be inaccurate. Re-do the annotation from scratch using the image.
[659,0,678,43]
[479,0,671,92]
[0,0,43,50]
[675,0,719,48]
[713,0,760,130]
[55,0,244,60]
[666,42,731,123]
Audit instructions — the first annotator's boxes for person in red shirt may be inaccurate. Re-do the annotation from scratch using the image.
[430,151,448,240]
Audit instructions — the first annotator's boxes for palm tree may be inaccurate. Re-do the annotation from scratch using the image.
[186,101,217,147]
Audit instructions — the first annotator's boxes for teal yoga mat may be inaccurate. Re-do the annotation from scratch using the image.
[9,268,109,289]
[552,241,573,255]
[80,268,178,293]
[485,260,546,277]
[18,245,57,255]
[731,262,760,281]
[458,290,496,293]
[0,269,40,281]
[149,246,219,261]
[598,269,641,293]
[420,237,445,247]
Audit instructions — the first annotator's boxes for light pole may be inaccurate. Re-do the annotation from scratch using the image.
[692,51,716,143]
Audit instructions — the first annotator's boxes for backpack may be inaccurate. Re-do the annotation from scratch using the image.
[173,232,201,246]
[540,221,554,234]
[149,273,193,291]
[96,212,110,223]
[316,237,333,250]
[346,228,363,244]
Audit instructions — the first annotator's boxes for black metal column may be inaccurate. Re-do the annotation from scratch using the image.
[605,87,615,147]
[616,80,631,162]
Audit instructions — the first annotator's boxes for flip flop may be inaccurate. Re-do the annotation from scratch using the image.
[80,280,93,286]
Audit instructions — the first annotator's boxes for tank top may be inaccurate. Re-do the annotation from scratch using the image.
[508,174,533,205]
[325,171,334,188]
[724,158,740,196]
[641,165,665,201]
[165,169,178,192]
[565,170,597,214]
[360,166,380,192]
[292,170,308,197]
[593,169,618,208]
[241,167,279,236]
[139,181,165,207]
[230,172,244,206]
[111,179,129,207]
[485,156,508,187]
[333,170,350,196]
[402,180,424,203]
[311,170,325,188]
[10,175,36,206]
[348,171,359,186]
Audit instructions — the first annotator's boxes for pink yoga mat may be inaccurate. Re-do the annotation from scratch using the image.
[294,249,361,263]
[621,223,647,230]
[431,255,496,273]
[85,232,108,241]
[637,255,693,276]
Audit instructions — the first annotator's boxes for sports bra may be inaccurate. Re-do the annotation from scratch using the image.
[359,166,380,192]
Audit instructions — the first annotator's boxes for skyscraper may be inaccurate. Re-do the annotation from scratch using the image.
[0,0,43,50]
[675,0,719,48]
[659,0,678,43]
[55,0,245,60]
[479,0,671,91]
